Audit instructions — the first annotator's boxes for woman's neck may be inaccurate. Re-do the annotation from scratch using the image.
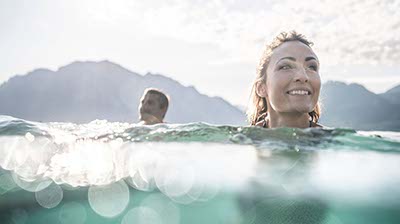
[267,110,310,128]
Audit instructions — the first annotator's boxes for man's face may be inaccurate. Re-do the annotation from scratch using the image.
[139,93,163,120]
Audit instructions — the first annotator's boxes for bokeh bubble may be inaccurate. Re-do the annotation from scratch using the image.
[155,161,195,200]
[12,173,52,192]
[140,193,180,224]
[13,138,54,180]
[125,149,161,192]
[88,180,130,218]
[35,183,63,209]
[59,202,87,224]
[0,172,17,194]
[121,206,162,224]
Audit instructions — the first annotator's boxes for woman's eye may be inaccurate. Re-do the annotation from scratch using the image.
[279,65,291,70]
[308,65,318,71]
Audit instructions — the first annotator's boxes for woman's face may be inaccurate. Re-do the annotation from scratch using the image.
[263,41,321,114]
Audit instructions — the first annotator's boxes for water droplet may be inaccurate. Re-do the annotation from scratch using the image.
[35,183,63,209]
[88,180,130,217]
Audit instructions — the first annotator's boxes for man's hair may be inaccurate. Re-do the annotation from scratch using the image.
[144,88,169,111]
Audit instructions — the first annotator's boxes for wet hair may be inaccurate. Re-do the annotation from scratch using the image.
[247,31,321,126]
[144,88,169,118]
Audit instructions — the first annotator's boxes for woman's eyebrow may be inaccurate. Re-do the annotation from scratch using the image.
[276,56,318,65]
[305,56,318,61]
[276,57,296,65]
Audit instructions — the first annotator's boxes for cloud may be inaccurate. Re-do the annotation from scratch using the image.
[108,0,400,66]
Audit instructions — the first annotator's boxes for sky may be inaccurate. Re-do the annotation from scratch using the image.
[1,0,400,106]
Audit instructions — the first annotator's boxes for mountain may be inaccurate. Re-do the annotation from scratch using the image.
[380,85,400,105]
[0,61,246,125]
[319,81,400,131]
[1,61,399,130]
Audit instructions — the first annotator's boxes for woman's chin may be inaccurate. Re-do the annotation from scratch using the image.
[290,105,314,114]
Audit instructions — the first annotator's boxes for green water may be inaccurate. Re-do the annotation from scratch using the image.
[1,116,400,223]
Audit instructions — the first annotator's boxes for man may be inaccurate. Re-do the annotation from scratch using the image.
[138,88,169,125]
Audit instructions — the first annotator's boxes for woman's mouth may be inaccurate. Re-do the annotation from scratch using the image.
[286,89,311,95]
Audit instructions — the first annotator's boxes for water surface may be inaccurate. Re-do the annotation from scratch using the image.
[1,116,399,224]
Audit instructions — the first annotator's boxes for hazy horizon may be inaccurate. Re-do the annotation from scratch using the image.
[1,0,400,106]
[2,59,399,109]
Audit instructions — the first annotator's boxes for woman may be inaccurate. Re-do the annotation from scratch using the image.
[248,31,322,128]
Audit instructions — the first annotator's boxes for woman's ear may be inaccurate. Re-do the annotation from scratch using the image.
[256,81,267,98]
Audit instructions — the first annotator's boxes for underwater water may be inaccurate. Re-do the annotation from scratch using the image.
[0,115,400,224]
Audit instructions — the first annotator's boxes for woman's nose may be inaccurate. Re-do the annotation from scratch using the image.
[294,68,309,83]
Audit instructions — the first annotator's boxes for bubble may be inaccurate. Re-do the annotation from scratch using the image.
[155,162,195,199]
[125,173,156,192]
[12,137,54,180]
[126,149,161,192]
[188,178,220,202]
[12,173,52,192]
[140,193,180,224]
[35,183,63,209]
[88,180,130,218]
[0,172,17,194]
[59,202,87,224]
[121,207,162,224]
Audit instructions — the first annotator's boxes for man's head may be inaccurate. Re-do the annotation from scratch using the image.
[138,88,169,125]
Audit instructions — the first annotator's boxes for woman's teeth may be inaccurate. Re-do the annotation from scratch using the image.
[287,90,310,95]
